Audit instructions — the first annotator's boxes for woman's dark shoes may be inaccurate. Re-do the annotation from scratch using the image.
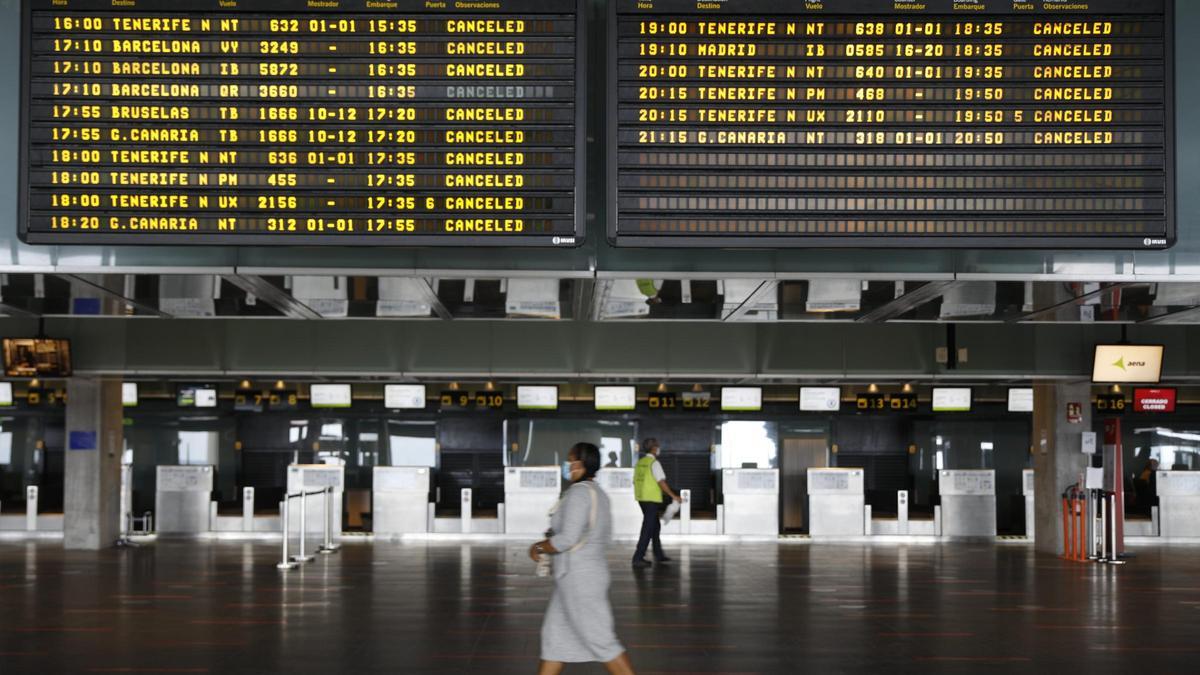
[654,555,672,563]
[631,559,652,569]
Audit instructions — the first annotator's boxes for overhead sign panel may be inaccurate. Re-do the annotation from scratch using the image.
[609,0,1173,248]
[21,0,585,246]
[1092,344,1164,384]
[1133,387,1175,413]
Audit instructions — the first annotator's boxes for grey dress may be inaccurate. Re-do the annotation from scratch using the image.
[541,480,625,663]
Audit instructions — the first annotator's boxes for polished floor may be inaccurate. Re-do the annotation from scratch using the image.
[1,538,1197,674]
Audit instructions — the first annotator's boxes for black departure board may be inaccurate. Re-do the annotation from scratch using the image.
[20,0,585,246]
[609,0,1174,249]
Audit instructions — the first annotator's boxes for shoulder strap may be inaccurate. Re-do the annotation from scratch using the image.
[562,482,599,554]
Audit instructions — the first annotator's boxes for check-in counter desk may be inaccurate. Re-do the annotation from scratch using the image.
[721,468,778,535]
[373,466,433,536]
[939,470,996,538]
[1022,469,1035,539]
[596,468,640,535]
[155,465,214,533]
[504,466,561,535]
[807,468,865,536]
[1157,471,1200,538]
[286,464,344,535]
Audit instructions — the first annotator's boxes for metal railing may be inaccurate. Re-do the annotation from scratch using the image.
[277,486,340,570]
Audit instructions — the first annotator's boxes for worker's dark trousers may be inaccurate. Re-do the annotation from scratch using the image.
[633,501,664,562]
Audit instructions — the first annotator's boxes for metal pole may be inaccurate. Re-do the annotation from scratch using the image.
[1108,493,1125,565]
[294,492,314,563]
[319,487,338,554]
[1099,491,1109,562]
[277,498,298,570]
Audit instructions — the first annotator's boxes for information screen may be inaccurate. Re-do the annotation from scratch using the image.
[609,0,1173,248]
[21,0,585,246]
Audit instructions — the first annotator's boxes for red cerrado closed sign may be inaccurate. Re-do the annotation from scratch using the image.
[1133,388,1177,413]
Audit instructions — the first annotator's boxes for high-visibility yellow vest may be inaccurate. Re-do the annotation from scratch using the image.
[634,455,663,503]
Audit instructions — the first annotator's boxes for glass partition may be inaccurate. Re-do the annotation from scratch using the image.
[386,420,437,467]
[715,421,779,470]
[509,418,638,468]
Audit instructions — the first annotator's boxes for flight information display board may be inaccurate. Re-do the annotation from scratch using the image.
[20,0,585,246]
[609,0,1173,248]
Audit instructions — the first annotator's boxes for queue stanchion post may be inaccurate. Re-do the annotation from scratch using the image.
[293,491,314,563]
[319,486,339,554]
[1080,492,1089,559]
[1065,492,1075,559]
[1107,492,1126,565]
[277,497,298,570]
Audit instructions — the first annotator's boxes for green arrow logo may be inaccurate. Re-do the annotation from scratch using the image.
[1112,356,1126,372]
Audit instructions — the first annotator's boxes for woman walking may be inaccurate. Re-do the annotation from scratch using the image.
[529,442,636,675]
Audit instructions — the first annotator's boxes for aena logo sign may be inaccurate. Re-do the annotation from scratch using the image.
[1111,357,1147,372]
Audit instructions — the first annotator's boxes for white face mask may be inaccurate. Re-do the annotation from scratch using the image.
[562,462,573,481]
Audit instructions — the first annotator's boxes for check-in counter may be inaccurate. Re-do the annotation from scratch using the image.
[596,468,640,535]
[504,466,561,535]
[155,465,214,533]
[286,464,344,535]
[807,468,865,536]
[373,466,433,536]
[1022,469,1035,539]
[1157,471,1200,538]
[939,470,996,538]
[722,468,778,536]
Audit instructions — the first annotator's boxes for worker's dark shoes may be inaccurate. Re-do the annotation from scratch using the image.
[631,559,652,568]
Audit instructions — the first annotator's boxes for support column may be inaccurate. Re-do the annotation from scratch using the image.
[64,378,124,550]
[1032,382,1092,556]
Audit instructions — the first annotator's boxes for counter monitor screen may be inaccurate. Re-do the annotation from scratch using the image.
[384,384,426,410]
[0,383,13,407]
[517,385,558,411]
[609,0,1173,248]
[799,387,840,412]
[1007,387,1034,413]
[122,382,138,407]
[177,384,217,408]
[21,0,585,246]
[721,386,762,412]
[311,383,353,409]
[2,338,72,377]
[931,387,971,412]
[594,385,636,411]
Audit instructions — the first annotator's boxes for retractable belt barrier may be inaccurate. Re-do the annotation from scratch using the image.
[277,486,340,571]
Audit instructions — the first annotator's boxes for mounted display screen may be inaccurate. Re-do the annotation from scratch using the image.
[931,387,971,412]
[311,383,353,408]
[2,338,72,377]
[384,384,426,410]
[517,385,558,411]
[594,385,636,411]
[20,0,585,246]
[609,0,1173,248]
